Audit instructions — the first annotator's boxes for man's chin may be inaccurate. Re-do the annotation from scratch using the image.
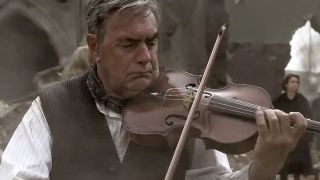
[133,82,152,92]
[124,80,152,97]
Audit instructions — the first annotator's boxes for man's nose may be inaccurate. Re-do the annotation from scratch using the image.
[136,43,151,64]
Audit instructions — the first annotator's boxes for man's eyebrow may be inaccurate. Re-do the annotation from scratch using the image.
[118,33,159,42]
[146,33,159,41]
[117,37,139,43]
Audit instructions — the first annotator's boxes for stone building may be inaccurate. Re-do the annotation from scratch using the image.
[0,0,88,101]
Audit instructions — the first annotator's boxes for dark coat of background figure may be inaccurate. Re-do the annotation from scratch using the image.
[273,92,313,179]
[312,97,320,122]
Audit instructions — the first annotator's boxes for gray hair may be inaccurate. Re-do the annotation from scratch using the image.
[87,0,159,43]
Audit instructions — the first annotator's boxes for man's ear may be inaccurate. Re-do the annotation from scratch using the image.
[87,34,100,63]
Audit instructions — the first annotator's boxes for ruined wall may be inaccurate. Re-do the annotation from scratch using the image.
[0,0,88,101]
[0,0,88,60]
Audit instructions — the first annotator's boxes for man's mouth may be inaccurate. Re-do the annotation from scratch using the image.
[131,71,153,79]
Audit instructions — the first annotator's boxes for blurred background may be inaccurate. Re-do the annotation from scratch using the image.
[0,0,320,179]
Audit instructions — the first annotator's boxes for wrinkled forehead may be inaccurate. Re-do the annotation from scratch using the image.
[105,10,158,38]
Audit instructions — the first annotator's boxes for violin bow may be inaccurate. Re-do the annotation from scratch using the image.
[164,24,227,180]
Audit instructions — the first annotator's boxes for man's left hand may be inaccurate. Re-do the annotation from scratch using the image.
[249,109,307,180]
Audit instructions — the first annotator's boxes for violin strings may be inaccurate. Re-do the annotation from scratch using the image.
[161,97,260,117]
[306,120,320,131]
[211,94,260,109]
[163,89,261,113]
[162,88,262,113]
[209,102,258,118]
[164,88,261,109]
[210,100,258,113]
[161,97,258,119]
[156,90,320,132]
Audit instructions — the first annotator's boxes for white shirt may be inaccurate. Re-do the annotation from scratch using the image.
[0,97,250,180]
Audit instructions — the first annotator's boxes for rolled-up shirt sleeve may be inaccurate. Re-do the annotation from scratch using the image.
[185,161,250,180]
[0,97,52,180]
[185,139,250,180]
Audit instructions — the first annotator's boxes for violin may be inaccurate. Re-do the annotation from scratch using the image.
[122,24,320,180]
[123,69,320,154]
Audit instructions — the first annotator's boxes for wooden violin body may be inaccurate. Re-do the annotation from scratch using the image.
[122,69,274,154]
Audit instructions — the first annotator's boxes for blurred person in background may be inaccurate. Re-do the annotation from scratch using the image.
[60,45,92,79]
[273,74,313,180]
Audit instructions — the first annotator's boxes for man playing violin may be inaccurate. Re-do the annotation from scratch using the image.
[0,0,308,180]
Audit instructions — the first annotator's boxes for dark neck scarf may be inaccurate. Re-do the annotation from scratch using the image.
[87,64,124,113]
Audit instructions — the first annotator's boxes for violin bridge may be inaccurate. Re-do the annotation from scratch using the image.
[183,88,195,111]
